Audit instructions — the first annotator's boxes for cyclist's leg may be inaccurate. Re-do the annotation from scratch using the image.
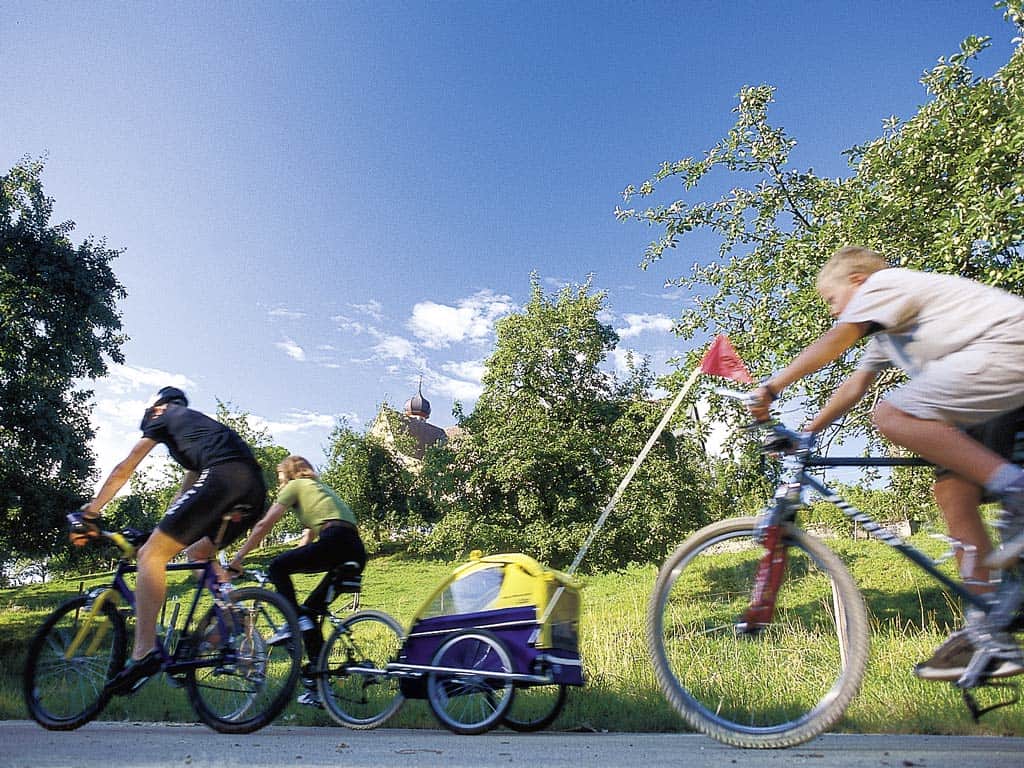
[934,475,993,591]
[105,528,185,694]
[874,403,1006,486]
[300,526,367,618]
[268,528,361,612]
[872,345,1024,487]
[273,527,366,668]
[981,407,1024,567]
[120,463,261,671]
[134,529,188,659]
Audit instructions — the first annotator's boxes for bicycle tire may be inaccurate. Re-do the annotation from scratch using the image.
[647,516,868,749]
[24,594,127,730]
[503,683,567,732]
[426,629,515,735]
[318,609,405,729]
[185,586,301,734]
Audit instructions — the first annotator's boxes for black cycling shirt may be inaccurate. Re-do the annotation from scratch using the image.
[142,406,258,471]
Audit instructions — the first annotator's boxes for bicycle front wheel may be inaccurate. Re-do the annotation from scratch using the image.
[24,594,127,730]
[647,516,868,749]
[319,609,405,729]
[185,586,301,734]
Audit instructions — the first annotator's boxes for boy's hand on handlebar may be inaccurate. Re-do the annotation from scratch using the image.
[747,385,775,423]
[761,430,817,456]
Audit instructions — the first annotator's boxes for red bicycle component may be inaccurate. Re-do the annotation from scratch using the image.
[738,524,789,633]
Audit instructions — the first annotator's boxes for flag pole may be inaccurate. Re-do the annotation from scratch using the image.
[563,363,702,577]
[538,363,704,624]
[540,334,751,621]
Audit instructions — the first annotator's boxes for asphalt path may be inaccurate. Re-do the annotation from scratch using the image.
[1,721,1022,768]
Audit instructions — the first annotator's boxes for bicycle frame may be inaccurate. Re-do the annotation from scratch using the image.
[749,440,989,628]
[73,550,243,676]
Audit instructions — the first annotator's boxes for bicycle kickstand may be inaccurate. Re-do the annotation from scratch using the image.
[960,681,1020,722]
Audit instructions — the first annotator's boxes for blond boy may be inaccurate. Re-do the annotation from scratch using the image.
[749,246,1024,681]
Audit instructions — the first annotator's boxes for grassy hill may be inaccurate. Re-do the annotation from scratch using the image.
[2,533,1022,735]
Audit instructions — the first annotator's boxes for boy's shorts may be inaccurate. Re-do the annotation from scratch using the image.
[883,339,1024,426]
[935,406,1024,487]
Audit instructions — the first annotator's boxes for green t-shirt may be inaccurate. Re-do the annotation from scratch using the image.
[275,478,357,533]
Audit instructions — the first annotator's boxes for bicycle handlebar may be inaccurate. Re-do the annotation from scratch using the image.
[713,386,929,467]
[713,387,807,448]
[218,550,271,586]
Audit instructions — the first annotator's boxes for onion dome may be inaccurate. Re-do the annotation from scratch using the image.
[404,380,431,420]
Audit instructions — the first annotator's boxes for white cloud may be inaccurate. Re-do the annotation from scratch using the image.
[268,307,306,320]
[100,364,195,396]
[442,359,486,384]
[373,334,418,361]
[335,318,369,335]
[349,300,384,321]
[421,358,487,404]
[616,313,675,339]
[408,290,515,349]
[431,375,483,402]
[275,338,307,361]
[256,409,348,436]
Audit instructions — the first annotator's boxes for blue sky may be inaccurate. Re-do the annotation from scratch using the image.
[2,1,1018,484]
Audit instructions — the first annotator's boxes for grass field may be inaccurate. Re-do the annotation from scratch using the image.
[2,532,1022,735]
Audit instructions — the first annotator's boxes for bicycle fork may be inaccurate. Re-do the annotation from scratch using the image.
[65,588,121,659]
[737,522,790,635]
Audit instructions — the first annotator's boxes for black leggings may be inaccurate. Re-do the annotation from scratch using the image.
[267,524,366,664]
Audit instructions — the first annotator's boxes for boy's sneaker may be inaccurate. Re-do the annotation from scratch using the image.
[914,627,1024,681]
[105,650,163,696]
[267,615,316,645]
[297,667,323,708]
[296,689,323,708]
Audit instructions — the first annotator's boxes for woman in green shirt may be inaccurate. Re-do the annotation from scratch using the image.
[229,455,366,706]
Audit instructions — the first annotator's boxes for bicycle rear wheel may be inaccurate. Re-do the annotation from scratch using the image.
[647,516,868,749]
[24,594,127,730]
[185,586,301,734]
[318,609,405,729]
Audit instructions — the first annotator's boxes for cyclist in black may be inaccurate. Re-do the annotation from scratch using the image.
[69,386,266,695]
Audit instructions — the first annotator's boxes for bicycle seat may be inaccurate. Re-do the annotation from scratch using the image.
[330,561,364,594]
[222,504,253,523]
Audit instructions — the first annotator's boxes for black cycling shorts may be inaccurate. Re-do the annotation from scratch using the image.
[157,461,266,548]
[935,406,1024,485]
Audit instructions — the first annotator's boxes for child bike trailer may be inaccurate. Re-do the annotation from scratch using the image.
[397,550,583,733]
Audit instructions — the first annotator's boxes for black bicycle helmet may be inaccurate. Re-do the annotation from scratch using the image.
[140,386,189,429]
[151,386,188,408]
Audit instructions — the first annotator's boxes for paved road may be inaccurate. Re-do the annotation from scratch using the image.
[1,721,1022,768]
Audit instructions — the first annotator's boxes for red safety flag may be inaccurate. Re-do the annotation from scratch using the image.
[699,334,754,384]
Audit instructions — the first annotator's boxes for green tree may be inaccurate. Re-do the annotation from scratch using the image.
[0,157,126,564]
[320,415,429,550]
[619,11,1024,451]
[420,277,708,570]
